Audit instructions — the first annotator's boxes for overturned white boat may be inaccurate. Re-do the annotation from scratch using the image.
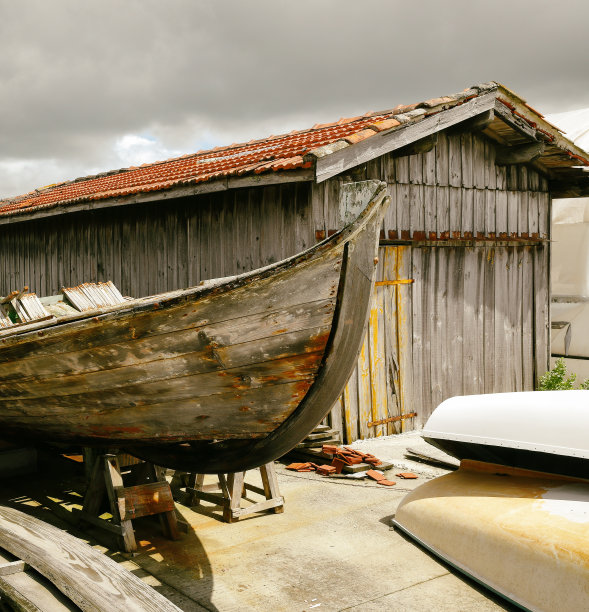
[393,391,589,612]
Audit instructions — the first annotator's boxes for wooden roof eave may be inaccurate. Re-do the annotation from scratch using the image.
[0,167,315,227]
[312,86,589,196]
[312,91,499,183]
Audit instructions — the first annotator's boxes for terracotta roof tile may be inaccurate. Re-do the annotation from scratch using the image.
[1,81,585,219]
[343,128,378,145]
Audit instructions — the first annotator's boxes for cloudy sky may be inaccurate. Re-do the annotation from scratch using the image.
[1,0,588,199]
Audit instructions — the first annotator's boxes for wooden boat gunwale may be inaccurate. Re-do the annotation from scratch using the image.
[130,180,391,471]
[0,180,387,345]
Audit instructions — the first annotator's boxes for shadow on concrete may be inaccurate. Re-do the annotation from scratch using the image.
[0,449,218,612]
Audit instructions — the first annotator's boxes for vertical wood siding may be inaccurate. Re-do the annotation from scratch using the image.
[0,183,314,298]
[0,128,552,443]
[325,130,551,441]
[331,242,548,442]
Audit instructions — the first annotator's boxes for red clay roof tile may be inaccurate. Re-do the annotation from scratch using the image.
[1,81,584,219]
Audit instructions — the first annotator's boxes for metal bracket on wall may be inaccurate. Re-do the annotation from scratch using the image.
[367,412,418,428]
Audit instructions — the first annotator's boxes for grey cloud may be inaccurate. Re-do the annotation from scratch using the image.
[1,0,588,197]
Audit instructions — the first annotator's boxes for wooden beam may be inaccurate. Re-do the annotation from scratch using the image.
[0,168,314,226]
[447,109,495,134]
[0,560,28,576]
[391,134,438,157]
[493,99,539,141]
[495,142,545,165]
[314,91,498,183]
[549,178,589,198]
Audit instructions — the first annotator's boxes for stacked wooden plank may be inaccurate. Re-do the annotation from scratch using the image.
[62,281,125,311]
[0,287,53,325]
[13,293,51,323]
[0,304,12,328]
[0,505,181,611]
[295,423,340,449]
[0,291,20,328]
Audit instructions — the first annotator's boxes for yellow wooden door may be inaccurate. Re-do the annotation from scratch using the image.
[331,245,415,442]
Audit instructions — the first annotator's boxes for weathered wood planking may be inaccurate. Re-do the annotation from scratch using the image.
[0,183,315,299]
[0,255,340,443]
[378,131,549,240]
[334,246,413,439]
[0,505,181,611]
[0,300,334,385]
[0,182,389,472]
[0,121,553,445]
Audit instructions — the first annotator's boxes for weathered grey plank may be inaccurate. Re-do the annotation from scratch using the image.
[0,505,181,611]
[0,300,334,383]
[483,246,496,393]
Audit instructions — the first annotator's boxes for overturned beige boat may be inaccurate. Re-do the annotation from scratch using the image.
[394,391,589,612]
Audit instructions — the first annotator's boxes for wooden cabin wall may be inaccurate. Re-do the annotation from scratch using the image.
[0,182,315,298]
[318,130,551,440]
[0,128,551,444]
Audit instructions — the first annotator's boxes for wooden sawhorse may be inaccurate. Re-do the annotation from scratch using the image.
[79,452,180,552]
[179,463,284,523]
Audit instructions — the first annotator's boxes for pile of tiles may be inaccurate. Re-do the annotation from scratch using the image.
[286,444,386,476]
[321,445,383,471]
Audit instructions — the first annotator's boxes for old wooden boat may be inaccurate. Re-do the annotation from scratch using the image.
[0,180,389,473]
[393,391,589,611]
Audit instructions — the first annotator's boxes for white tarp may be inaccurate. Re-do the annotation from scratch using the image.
[552,222,589,296]
[548,109,589,367]
[547,107,589,153]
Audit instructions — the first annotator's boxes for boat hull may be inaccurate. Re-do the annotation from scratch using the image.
[0,181,389,472]
[422,390,589,479]
[394,460,589,612]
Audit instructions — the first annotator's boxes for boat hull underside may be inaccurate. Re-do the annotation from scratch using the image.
[394,461,589,612]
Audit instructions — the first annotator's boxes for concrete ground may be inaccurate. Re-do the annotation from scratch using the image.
[0,438,517,612]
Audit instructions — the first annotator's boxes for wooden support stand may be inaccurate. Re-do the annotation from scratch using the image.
[181,463,284,523]
[79,452,180,552]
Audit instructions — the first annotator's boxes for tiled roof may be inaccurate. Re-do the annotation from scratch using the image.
[1,82,587,219]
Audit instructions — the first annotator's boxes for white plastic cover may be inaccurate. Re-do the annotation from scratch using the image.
[552,222,589,297]
[546,108,589,153]
[423,391,589,459]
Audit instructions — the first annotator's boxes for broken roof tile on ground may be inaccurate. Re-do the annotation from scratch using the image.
[2,81,588,220]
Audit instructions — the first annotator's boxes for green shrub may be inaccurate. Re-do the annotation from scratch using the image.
[537,358,589,390]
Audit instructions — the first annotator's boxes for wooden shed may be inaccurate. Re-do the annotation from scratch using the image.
[1,82,588,443]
